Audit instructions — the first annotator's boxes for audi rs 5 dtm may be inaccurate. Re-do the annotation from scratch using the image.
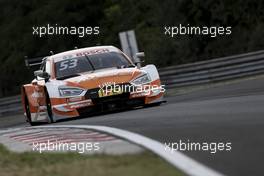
[21,46,164,125]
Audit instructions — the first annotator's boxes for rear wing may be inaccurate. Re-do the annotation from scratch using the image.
[24,56,48,68]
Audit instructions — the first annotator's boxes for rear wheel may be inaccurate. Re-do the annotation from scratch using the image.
[46,91,54,123]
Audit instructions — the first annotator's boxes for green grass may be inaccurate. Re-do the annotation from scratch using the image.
[0,144,184,176]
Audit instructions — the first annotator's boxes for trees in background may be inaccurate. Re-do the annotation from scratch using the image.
[0,0,264,96]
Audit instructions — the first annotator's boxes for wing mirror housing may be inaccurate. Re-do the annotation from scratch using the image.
[136,52,145,58]
[134,52,145,67]
[34,70,50,82]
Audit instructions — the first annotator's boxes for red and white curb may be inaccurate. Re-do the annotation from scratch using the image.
[0,127,143,155]
[0,125,225,176]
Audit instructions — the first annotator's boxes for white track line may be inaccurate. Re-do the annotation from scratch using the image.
[29,125,225,176]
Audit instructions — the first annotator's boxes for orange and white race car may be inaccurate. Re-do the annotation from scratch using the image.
[21,46,165,125]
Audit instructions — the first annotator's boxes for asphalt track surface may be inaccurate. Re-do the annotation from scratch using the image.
[2,76,264,176]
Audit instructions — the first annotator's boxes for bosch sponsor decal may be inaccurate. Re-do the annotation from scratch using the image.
[76,48,110,57]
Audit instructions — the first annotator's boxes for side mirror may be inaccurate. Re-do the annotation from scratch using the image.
[134,52,145,67]
[34,70,50,82]
[136,52,145,58]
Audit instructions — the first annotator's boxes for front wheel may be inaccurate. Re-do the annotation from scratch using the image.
[46,92,54,123]
[24,96,37,126]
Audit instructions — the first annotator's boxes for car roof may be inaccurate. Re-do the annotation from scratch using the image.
[48,46,121,63]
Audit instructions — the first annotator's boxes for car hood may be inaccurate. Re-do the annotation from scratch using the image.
[63,68,143,89]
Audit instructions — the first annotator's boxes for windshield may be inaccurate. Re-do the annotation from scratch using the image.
[55,52,132,79]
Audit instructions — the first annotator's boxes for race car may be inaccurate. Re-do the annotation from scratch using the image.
[21,46,165,125]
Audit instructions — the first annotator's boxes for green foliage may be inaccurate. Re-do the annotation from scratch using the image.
[0,145,183,176]
[0,0,264,96]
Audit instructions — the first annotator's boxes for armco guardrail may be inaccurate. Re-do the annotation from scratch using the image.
[160,50,264,89]
[0,95,22,116]
[1,50,264,116]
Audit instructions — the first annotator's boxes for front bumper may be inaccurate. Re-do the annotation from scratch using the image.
[52,82,164,119]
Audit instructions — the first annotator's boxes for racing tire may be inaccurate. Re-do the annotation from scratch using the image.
[45,91,54,123]
[24,95,37,126]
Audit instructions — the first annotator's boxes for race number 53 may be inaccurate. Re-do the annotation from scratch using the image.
[59,59,78,71]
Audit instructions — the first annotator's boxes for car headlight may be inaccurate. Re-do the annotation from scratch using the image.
[131,73,151,85]
[59,87,84,97]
